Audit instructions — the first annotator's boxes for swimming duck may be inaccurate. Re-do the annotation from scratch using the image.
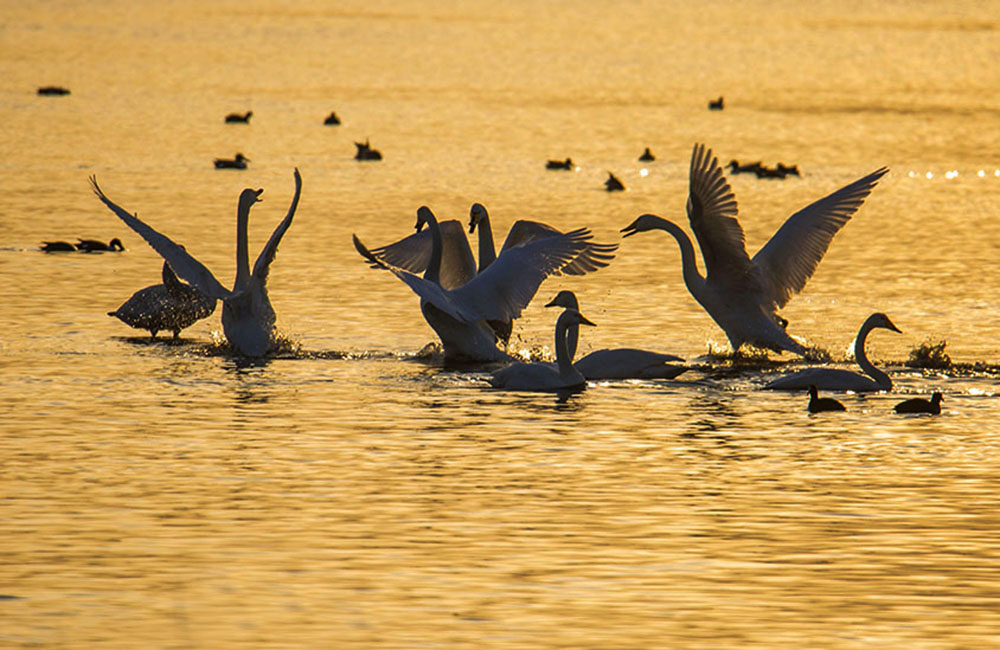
[605,172,625,192]
[546,158,574,170]
[807,385,845,413]
[354,139,382,160]
[708,96,724,110]
[894,392,942,415]
[324,111,341,125]
[38,86,70,96]
[224,111,252,123]
[214,153,250,169]
[639,147,656,162]
[76,238,125,252]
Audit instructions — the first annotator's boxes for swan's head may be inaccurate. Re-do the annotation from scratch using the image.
[109,237,124,251]
[238,188,264,210]
[415,206,435,233]
[559,308,596,328]
[468,203,487,234]
[621,214,661,237]
[868,312,902,334]
[544,290,579,310]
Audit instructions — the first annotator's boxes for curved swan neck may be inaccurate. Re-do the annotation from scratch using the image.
[554,314,576,379]
[234,198,253,290]
[423,212,443,285]
[651,217,705,293]
[854,318,891,389]
[565,322,579,360]
[476,214,497,273]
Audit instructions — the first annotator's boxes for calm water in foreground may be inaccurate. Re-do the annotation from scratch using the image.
[3,1,1000,647]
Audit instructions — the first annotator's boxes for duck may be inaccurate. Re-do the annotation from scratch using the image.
[605,172,625,192]
[620,143,888,356]
[76,237,125,252]
[764,313,902,392]
[354,139,382,160]
[323,111,341,125]
[488,307,595,391]
[214,153,250,169]
[543,290,686,380]
[639,147,656,162]
[708,96,724,110]
[807,385,846,413]
[353,206,595,363]
[37,86,70,96]
[727,160,763,175]
[90,168,302,357]
[546,158,575,170]
[894,392,943,415]
[224,111,252,123]
[41,240,80,252]
[108,261,217,339]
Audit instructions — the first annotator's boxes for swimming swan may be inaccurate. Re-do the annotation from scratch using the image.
[90,168,302,356]
[488,308,595,391]
[621,143,888,355]
[544,290,686,380]
[354,206,594,363]
[108,261,217,339]
[764,313,901,392]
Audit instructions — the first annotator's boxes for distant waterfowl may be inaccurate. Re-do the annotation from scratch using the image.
[544,290,686,380]
[354,206,594,363]
[708,96,724,110]
[894,392,942,415]
[224,111,252,123]
[76,237,125,252]
[37,86,70,96]
[728,160,763,175]
[808,385,846,413]
[621,143,888,356]
[728,159,801,179]
[41,241,79,252]
[90,168,302,357]
[776,163,800,177]
[108,261,216,339]
[605,172,625,192]
[488,308,595,391]
[764,313,902,391]
[546,158,575,170]
[354,139,382,160]
[323,111,341,125]
[214,153,250,169]
[639,147,656,162]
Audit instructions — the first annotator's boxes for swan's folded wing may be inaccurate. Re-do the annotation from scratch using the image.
[501,220,619,276]
[90,176,232,300]
[451,228,592,322]
[686,143,753,285]
[252,168,302,284]
[752,166,889,309]
[367,220,476,290]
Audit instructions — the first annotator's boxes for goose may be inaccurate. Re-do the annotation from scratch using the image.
[605,172,625,192]
[90,168,302,357]
[621,143,889,356]
[639,147,656,162]
[764,313,901,392]
[323,111,341,125]
[214,153,250,169]
[488,308,595,391]
[108,261,217,339]
[543,290,686,380]
[225,111,252,123]
[354,139,382,160]
[353,206,594,363]
[546,158,574,170]
[76,237,125,252]
[807,385,845,413]
[894,392,942,415]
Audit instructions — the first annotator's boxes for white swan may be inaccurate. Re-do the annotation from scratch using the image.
[544,290,687,380]
[108,261,217,339]
[90,169,302,356]
[354,206,594,363]
[764,313,901,392]
[488,308,595,391]
[620,143,888,355]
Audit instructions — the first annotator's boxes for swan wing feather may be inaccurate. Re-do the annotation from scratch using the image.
[502,220,619,276]
[252,168,302,284]
[368,220,476,289]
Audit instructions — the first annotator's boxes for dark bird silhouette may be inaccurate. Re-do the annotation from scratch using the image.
[108,262,217,339]
[324,111,341,125]
[728,160,764,175]
[604,172,625,192]
[808,385,846,413]
[225,111,252,123]
[76,238,125,252]
[38,86,70,96]
[41,241,78,252]
[354,139,382,161]
[639,147,656,162]
[894,392,942,415]
[214,153,250,169]
[546,157,575,170]
[708,96,724,110]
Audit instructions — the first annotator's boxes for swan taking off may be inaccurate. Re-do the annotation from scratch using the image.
[764,312,901,392]
[108,261,217,339]
[621,143,888,356]
[544,290,686,380]
[354,206,595,363]
[90,169,302,357]
[488,307,595,391]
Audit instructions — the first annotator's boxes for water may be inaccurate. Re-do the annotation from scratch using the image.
[3,1,1000,647]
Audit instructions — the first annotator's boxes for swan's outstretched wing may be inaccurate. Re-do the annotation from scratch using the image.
[252,168,302,285]
[752,167,889,309]
[451,228,594,322]
[366,220,476,290]
[686,144,754,286]
[90,176,232,300]
[501,220,619,275]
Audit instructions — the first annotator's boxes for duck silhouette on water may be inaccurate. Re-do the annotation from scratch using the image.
[41,238,124,253]
[225,111,252,124]
[324,111,341,125]
[807,385,845,413]
[354,139,382,160]
[894,392,942,415]
[546,157,574,170]
[604,172,625,192]
[214,153,250,169]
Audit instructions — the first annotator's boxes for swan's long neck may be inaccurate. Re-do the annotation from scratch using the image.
[424,214,443,286]
[554,314,576,379]
[234,199,253,291]
[476,216,497,274]
[650,217,706,296]
[854,319,891,389]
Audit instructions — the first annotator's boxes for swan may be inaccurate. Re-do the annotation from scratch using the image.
[894,392,942,415]
[488,308,595,391]
[621,143,889,355]
[108,261,217,339]
[214,153,250,169]
[543,290,686,380]
[225,111,252,123]
[353,206,595,363]
[90,168,302,357]
[807,385,845,413]
[764,313,901,392]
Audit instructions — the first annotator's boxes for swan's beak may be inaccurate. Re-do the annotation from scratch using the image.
[620,221,640,238]
[468,218,476,234]
[578,313,597,327]
[254,188,263,201]
[544,297,560,308]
